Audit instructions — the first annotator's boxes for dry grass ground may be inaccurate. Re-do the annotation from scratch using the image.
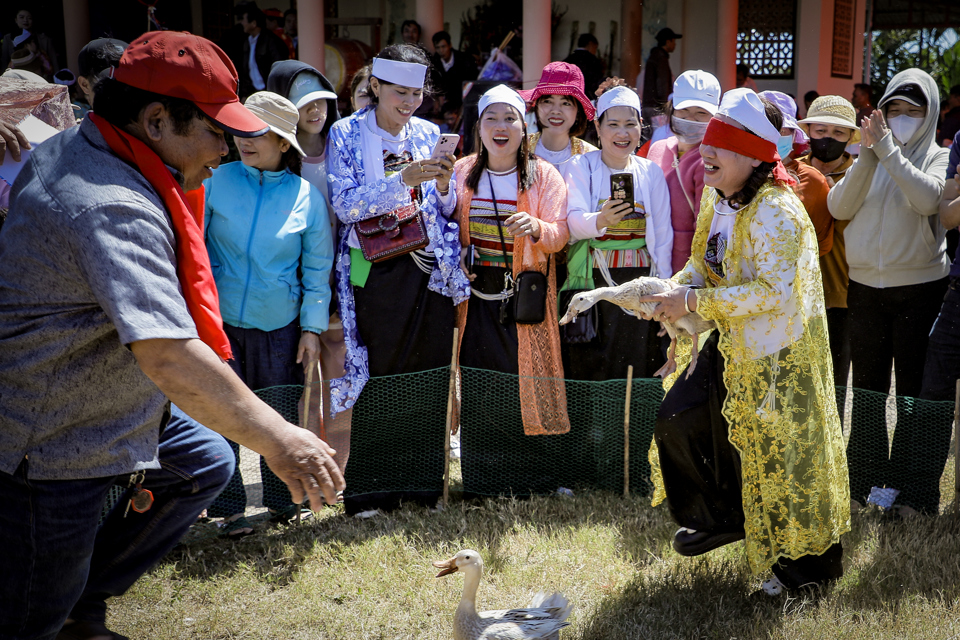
[107,458,960,640]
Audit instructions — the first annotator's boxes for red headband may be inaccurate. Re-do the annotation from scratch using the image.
[703,118,779,162]
[702,117,797,187]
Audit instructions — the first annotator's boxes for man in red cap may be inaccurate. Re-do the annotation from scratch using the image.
[0,31,344,640]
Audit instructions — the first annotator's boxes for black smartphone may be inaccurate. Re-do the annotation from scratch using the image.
[610,173,634,206]
[464,246,475,271]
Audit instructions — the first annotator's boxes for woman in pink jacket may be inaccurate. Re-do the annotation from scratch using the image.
[646,70,721,273]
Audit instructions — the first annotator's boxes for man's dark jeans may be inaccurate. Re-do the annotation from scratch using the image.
[0,406,234,639]
[915,279,960,512]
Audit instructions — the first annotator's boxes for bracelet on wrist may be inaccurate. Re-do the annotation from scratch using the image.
[302,330,321,337]
[683,288,695,314]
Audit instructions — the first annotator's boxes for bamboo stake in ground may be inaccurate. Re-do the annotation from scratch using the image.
[954,379,959,516]
[623,365,634,499]
[297,359,317,525]
[443,328,460,508]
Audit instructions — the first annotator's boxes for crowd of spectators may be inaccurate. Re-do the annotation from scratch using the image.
[2,8,960,637]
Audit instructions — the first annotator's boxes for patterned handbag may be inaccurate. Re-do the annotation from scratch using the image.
[355,204,429,262]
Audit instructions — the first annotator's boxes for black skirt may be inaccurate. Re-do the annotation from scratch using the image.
[563,267,664,381]
[343,254,454,514]
[459,265,564,497]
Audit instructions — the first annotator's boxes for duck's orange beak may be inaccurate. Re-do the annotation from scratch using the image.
[433,557,458,578]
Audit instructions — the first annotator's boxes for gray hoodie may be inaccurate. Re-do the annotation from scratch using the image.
[827,68,950,288]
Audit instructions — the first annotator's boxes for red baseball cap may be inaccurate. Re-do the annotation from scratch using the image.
[114,31,268,138]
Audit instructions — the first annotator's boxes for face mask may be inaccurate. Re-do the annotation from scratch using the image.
[887,114,923,145]
[671,116,709,145]
[777,135,794,160]
[809,136,848,163]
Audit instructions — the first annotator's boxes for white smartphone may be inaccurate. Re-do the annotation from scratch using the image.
[431,134,460,159]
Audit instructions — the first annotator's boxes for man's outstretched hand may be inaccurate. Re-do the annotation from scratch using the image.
[262,427,344,509]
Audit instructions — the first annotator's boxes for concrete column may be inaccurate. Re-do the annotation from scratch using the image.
[63,0,91,74]
[715,0,738,92]
[522,0,551,89]
[299,0,326,73]
[620,0,642,85]
[416,0,444,53]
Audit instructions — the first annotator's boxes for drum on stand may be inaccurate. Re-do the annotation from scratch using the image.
[325,38,373,93]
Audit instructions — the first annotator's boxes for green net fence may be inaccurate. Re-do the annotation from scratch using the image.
[230,369,958,514]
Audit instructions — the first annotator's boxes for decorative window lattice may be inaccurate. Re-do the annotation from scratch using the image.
[737,0,798,79]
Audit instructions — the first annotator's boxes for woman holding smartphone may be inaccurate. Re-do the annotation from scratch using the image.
[326,44,469,516]
[454,85,570,497]
[563,81,673,381]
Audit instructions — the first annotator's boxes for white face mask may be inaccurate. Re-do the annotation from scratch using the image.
[671,116,709,145]
[887,114,923,145]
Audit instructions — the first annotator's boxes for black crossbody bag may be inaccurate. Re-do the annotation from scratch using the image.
[488,172,549,325]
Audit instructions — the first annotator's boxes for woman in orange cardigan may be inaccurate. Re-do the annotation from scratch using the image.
[454,85,570,498]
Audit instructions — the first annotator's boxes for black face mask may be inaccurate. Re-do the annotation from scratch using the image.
[809,136,848,163]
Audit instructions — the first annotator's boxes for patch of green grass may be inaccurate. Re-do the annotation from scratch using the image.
[107,483,960,639]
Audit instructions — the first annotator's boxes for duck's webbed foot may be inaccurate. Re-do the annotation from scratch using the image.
[683,332,701,380]
[654,336,679,378]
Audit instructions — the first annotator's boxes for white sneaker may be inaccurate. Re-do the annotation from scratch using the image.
[355,509,380,519]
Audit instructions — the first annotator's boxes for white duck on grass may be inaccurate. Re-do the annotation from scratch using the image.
[433,549,572,640]
[559,276,715,379]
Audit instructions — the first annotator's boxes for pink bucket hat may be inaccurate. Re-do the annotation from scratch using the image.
[518,61,596,121]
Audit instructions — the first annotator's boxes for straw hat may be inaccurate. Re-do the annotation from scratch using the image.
[243,91,305,156]
[797,95,861,144]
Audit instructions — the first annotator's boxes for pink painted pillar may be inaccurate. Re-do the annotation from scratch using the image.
[299,0,326,73]
[416,0,444,53]
[620,0,642,86]
[522,0,551,89]
[63,0,91,74]
[716,0,738,92]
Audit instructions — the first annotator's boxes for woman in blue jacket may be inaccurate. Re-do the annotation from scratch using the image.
[204,91,335,536]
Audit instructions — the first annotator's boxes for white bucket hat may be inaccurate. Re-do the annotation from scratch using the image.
[243,91,305,156]
[673,70,721,115]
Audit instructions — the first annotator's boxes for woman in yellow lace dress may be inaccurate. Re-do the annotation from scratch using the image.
[639,89,850,594]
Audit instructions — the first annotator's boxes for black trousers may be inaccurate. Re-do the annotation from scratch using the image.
[846,277,949,505]
[655,333,843,588]
[826,307,851,387]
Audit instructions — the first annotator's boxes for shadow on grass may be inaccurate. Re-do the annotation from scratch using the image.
[573,510,960,640]
[162,488,677,587]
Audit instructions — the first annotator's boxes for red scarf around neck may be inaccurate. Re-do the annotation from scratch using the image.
[89,113,232,360]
